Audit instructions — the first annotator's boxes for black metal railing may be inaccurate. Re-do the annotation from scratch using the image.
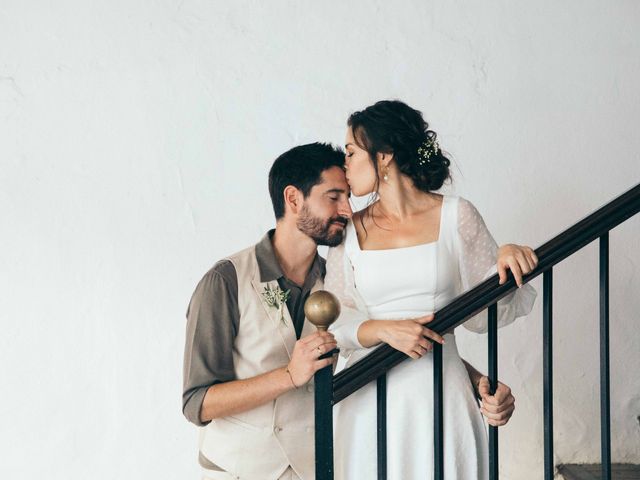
[314,182,640,480]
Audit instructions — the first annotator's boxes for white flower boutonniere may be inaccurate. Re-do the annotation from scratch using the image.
[261,284,291,325]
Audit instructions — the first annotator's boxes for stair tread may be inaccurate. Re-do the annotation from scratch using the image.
[558,464,640,480]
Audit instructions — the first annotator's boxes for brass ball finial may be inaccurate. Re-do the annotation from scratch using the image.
[304,290,341,331]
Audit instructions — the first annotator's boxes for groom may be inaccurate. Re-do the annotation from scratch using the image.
[182,143,516,480]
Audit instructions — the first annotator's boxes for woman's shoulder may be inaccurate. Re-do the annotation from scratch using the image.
[439,195,486,240]
[455,196,483,218]
[440,194,479,217]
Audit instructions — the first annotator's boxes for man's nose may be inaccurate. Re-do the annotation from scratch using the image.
[338,199,353,219]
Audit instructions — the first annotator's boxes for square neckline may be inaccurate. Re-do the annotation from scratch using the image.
[349,195,448,252]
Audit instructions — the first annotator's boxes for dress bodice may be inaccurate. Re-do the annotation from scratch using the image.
[344,195,461,321]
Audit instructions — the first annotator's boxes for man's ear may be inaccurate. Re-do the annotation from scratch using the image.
[283,185,303,215]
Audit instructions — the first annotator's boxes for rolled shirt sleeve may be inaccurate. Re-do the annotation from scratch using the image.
[182,260,239,426]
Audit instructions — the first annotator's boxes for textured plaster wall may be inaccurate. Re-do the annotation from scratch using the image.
[1,1,639,479]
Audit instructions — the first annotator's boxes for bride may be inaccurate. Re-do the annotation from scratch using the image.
[324,100,537,479]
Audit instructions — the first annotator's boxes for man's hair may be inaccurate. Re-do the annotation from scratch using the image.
[268,142,345,220]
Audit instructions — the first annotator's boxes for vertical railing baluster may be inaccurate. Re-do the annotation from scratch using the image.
[543,270,554,480]
[600,233,611,480]
[314,358,334,480]
[488,303,499,480]
[377,374,387,480]
[433,342,444,480]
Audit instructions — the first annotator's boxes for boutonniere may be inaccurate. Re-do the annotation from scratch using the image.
[261,284,291,324]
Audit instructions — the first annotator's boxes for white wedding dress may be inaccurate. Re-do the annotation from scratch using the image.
[324,195,536,480]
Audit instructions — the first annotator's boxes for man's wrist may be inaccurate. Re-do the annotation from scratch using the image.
[284,365,299,389]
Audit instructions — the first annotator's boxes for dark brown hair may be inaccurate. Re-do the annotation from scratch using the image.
[268,142,345,220]
[348,100,451,194]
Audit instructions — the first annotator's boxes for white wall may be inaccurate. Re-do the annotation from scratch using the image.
[1,1,639,478]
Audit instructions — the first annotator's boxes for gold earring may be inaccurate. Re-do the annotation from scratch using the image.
[383,166,389,182]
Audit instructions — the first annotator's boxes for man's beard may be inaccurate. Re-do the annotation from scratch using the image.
[296,205,348,247]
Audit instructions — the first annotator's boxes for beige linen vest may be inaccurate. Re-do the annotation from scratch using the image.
[199,245,320,480]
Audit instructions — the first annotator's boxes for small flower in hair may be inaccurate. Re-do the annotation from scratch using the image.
[417,137,440,166]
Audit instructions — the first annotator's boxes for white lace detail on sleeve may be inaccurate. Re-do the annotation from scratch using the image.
[324,239,369,357]
[456,197,537,332]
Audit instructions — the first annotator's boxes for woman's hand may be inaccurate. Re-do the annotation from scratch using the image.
[376,315,445,359]
[497,244,538,287]
[477,377,516,427]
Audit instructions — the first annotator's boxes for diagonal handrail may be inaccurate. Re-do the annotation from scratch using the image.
[332,182,640,404]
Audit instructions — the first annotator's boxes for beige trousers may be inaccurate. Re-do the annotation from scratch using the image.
[201,466,301,480]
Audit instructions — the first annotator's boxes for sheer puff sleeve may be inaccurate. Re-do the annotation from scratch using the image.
[324,238,370,357]
[456,197,537,333]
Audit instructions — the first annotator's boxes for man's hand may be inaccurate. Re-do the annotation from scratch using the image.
[287,331,337,387]
[497,244,538,287]
[477,376,515,427]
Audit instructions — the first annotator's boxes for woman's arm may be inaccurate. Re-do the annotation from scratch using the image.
[456,198,538,332]
[461,358,484,393]
[357,316,445,359]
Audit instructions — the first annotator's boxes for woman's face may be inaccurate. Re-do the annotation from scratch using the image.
[344,128,378,196]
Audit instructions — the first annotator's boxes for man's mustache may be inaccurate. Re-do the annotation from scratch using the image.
[329,216,349,227]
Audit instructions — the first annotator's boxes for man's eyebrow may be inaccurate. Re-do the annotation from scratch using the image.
[325,188,348,194]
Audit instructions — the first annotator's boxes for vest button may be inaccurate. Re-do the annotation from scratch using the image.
[274,426,283,433]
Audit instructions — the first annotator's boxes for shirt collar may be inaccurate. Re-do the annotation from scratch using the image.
[255,230,326,286]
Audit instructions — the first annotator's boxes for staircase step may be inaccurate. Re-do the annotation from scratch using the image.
[557,464,640,480]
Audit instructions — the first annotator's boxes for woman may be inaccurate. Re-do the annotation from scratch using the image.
[324,100,537,479]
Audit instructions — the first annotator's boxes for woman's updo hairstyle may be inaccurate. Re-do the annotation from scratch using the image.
[348,100,451,192]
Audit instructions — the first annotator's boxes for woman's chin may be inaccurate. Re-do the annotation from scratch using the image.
[349,186,374,197]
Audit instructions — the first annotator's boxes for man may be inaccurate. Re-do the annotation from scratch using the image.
[183,143,515,480]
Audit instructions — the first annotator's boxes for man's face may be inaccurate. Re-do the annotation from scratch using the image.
[296,166,352,247]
